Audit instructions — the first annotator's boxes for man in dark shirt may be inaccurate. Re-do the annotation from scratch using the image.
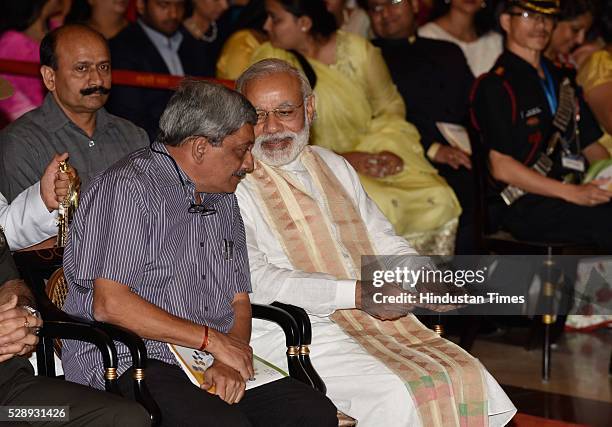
[108,0,215,140]
[471,0,612,249]
[63,80,337,426]
[0,25,148,203]
[0,228,150,427]
[366,0,477,252]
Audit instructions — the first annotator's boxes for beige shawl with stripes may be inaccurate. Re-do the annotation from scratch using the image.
[248,147,488,426]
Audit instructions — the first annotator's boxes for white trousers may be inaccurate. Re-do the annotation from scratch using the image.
[251,316,516,427]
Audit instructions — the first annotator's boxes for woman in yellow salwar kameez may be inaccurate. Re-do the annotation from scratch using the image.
[216,0,268,80]
[249,0,461,254]
[576,8,612,155]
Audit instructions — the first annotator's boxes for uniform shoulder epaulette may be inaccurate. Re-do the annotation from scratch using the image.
[469,66,517,130]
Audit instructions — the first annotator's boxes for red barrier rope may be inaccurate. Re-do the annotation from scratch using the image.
[0,59,235,90]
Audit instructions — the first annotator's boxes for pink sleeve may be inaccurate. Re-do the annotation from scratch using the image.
[0,31,46,120]
[0,85,38,121]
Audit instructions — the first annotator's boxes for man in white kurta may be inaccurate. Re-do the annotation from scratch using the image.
[235,59,516,426]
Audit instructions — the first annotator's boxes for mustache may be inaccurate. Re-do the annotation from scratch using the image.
[233,169,248,178]
[255,131,297,145]
[80,86,111,96]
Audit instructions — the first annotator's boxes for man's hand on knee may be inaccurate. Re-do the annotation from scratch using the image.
[562,180,612,206]
[206,330,254,381]
[201,361,246,405]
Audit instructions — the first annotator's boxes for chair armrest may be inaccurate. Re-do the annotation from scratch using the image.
[39,320,119,393]
[41,312,161,426]
[252,303,327,394]
[93,323,147,368]
[13,250,160,424]
[251,303,301,347]
[251,303,315,388]
[92,322,161,427]
[271,302,326,393]
[271,302,312,344]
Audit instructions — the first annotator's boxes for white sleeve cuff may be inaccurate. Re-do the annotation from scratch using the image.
[2,182,57,250]
[335,279,357,309]
[28,181,57,231]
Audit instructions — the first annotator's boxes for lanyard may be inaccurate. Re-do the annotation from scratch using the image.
[539,62,558,115]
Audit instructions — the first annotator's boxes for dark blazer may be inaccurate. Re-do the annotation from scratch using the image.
[374,36,477,252]
[373,36,475,153]
[107,23,214,140]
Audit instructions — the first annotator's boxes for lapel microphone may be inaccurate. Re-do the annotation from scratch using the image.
[188,204,217,216]
[150,142,217,216]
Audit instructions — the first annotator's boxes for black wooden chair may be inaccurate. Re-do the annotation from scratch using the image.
[14,248,163,425]
[13,249,344,426]
[271,302,328,393]
[468,126,606,382]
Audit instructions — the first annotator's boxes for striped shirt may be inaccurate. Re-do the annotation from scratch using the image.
[0,93,149,202]
[62,142,251,389]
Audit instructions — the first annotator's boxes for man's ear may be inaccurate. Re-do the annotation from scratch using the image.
[191,136,210,164]
[500,13,511,34]
[305,94,316,123]
[411,0,420,15]
[40,66,56,92]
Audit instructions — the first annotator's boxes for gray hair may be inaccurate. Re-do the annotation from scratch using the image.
[157,80,257,147]
[236,59,313,99]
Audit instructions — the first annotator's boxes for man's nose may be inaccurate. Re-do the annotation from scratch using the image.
[243,150,254,173]
[262,113,282,134]
[168,4,182,20]
[263,16,272,33]
[381,5,392,20]
[88,67,103,86]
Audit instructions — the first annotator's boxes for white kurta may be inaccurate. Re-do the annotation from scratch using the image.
[0,182,56,250]
[236,146,516,426]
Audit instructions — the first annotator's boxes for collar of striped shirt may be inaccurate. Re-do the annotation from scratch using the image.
[149,141,229,208]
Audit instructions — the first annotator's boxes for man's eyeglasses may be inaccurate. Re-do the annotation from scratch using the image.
[507,10,557,24]
[255,101,304,124]
[369,0,405,14]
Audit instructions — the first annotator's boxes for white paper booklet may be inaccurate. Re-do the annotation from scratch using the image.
[168,343,287,391]
[436,122,472,155]
[584,159,612,191]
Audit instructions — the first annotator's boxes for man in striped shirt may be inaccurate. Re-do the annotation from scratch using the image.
[62,80,336,426]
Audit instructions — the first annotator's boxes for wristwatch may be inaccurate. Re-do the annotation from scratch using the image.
[21,305,41,319]
[21,305,42,334]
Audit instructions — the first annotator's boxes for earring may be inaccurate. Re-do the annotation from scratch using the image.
[481,1,487,7]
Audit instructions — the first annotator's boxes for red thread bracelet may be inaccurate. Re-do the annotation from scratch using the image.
[199,325,209,351]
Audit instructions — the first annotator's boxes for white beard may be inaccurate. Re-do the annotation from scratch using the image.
[253,119,311,167]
